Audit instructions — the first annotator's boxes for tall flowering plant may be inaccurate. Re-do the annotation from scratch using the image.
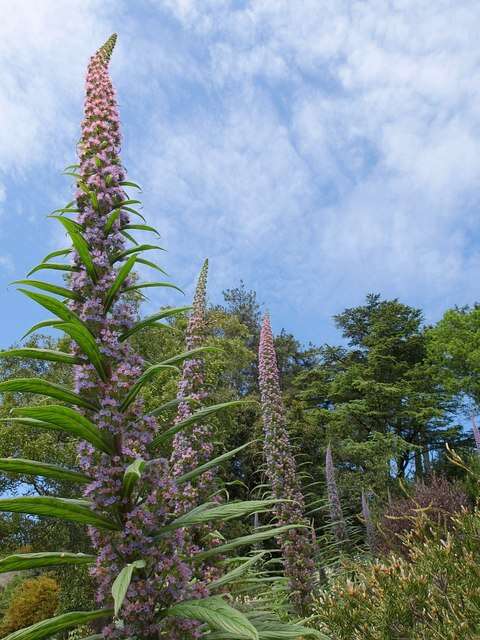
[0,36,321,640]
[171,259,216,512]
[325,444,348,544]
[258,315,316,614]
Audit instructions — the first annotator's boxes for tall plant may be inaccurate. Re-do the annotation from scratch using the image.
[171,259,216,512]
[0,36,321,640]
[325,445,348,544]
[258,314,316,614]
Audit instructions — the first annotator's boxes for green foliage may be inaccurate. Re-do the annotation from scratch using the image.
[314,509,480,639]
[427,304,480,406]
[0,575,59,636]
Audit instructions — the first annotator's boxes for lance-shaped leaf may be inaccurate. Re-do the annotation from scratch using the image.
[104,209,121,234]
[123,224,160,236]
[51,216,98,282]
[135,257,169,276]
[159,499,281,535]
[17,288,86,327]
[0,458,90,484]
[1,609,112,640]
[210,553,266,590]
[194,525,303,560]
[119,180,142,190]
[104,255,137,312]
[148,396,199,418]
[112,559,145,616]
[119,306,191,342]
[21,319,64,340]
[119,364,179,412]
[121,206,146,222]
[150,400,251,449]
[177,442,252,485]
[124,281,184,295]
[54,322,108,381]
[122,458,145,498]
[0,551,95,574]
[11,405,113,453]
[0,348,83,366]
[27,263,78,277]
[0,379,98,411]
[112,198,142,209]
[167,597,258,640]
[41,248,71,263]
[112,244,165,264]
[0,497,119,530]
[13,280,78,300]
[120,229,138,246]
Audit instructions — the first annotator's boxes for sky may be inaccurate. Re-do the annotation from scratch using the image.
[1,0,480,348]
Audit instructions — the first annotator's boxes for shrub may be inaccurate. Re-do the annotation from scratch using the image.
[313,509,480,639]
[378,474,469,555]
[0,575,59,636]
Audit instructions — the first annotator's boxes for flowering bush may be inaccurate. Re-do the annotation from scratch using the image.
[314,509,480,640]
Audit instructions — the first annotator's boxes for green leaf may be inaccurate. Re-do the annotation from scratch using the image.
[0,378,98,411]
[148,396,199,418]
[0,347,83,366]
[176,442,252,485]
[167,597,258,639]
[112,244,165,264]
[122,459,145,498]
[210,553,266,590]
[51,216,98,282]
[104,255,137,312]
[27,263,78,277]
[119,306,191,341]
[121,206,146,222]
[135,257,169,276]
[159,346,218,367]
[112,198,142,209]
[150,400,251,449]
[55,322,108,381]
[1,610,112,640]
[17,288,86,326]
[119,180,142,191]
[120,230,139,246]
[51,207,79,215]
[0,458,90,484]
[123,224,160,236]
[0,551,94,574]
[11,405,113,453]
[248,620,327,639]
[124,281,184,295]
[194,525,302,560]
[112,559,145,616]
[104,209,122,234]
[119,364,179,412]
[13,280,78,300]
[159,499,280,534]
[21,320,66,341]
[0,497,119,530]
[41,248,72,263]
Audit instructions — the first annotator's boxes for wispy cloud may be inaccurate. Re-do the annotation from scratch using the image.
[1,1,479,346]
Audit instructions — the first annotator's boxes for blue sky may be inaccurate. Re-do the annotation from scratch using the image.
[1,0,480,349]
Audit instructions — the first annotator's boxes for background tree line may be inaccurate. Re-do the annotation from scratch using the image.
[0,282,478,625]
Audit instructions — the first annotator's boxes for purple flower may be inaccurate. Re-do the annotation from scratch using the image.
[325,444,348,544]
[258,314,316,613]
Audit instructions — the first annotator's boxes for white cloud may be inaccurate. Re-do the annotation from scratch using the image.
[0,0,119,172]
[145,0,480,325]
